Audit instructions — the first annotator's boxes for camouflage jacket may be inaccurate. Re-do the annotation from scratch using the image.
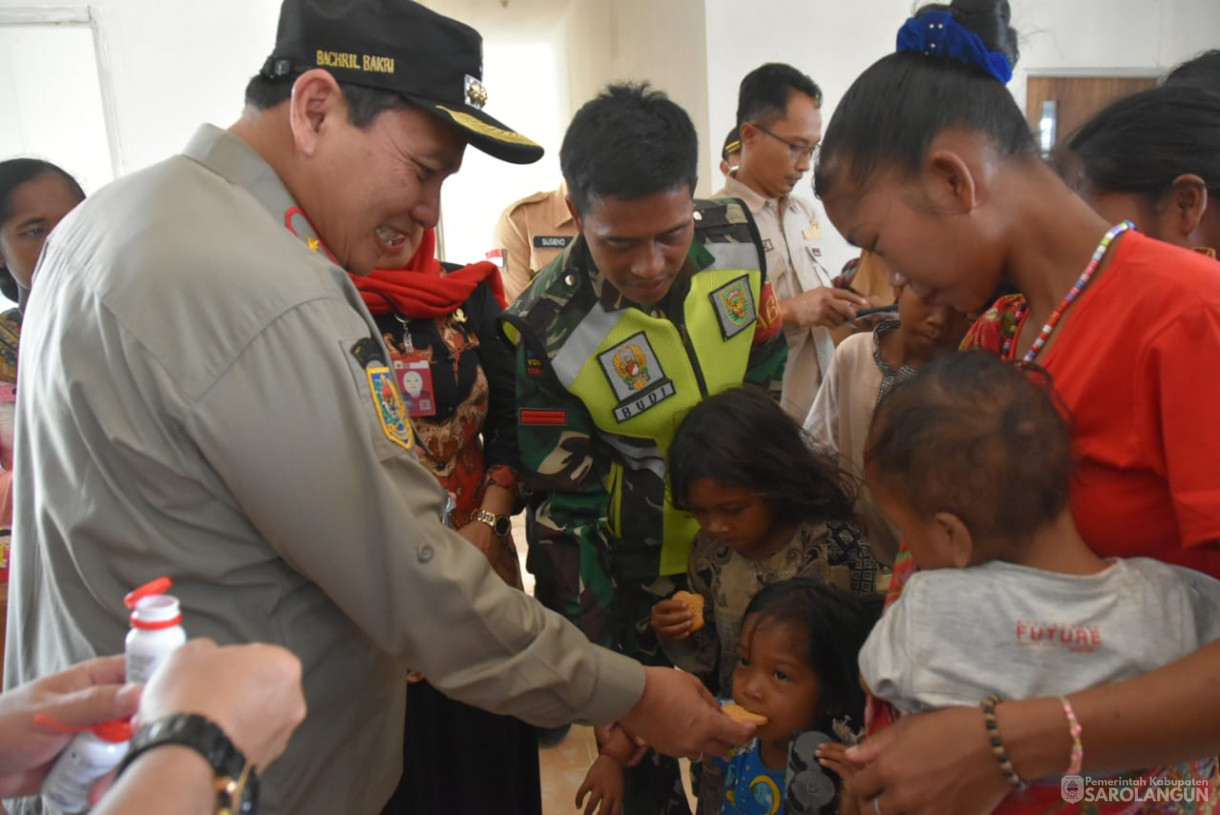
[499,198,787,584]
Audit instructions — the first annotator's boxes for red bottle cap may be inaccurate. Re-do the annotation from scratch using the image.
[90,718,134,743]
[124,577,173,610]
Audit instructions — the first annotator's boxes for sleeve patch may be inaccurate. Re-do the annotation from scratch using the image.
[367,365,415,451]
[520,409,567,425]
[755,281,783,344]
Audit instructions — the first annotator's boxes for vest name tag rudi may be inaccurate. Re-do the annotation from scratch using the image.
[598,332,677,422]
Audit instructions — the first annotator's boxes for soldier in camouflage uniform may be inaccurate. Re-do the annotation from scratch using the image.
[500,83,787,815]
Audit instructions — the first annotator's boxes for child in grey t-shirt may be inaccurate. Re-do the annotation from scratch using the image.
[856,351,1220,804]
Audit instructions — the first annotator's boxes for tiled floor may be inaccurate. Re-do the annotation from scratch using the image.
[513,516,696,813]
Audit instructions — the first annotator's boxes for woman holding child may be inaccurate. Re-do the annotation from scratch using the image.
[808,0,1220,811]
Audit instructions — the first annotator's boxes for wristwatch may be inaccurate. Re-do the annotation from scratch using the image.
[117,713,259,814]
[472,508,512,537]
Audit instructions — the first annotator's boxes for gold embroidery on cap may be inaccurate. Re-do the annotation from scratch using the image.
[317,50,359,69]
[315,49,394,74]
[435,106,539,147]
[362,54,395,74]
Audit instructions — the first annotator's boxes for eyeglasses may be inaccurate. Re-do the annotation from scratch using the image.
[749,122,820,161]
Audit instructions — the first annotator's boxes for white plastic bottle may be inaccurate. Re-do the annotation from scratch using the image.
[41,719,133,814]
[124,576,186,685]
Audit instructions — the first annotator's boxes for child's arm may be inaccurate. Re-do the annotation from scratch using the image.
[575,755,624,815]
[575,726,637,815]
[815,742,863,815]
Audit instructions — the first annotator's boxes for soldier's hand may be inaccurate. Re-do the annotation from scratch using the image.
[616,667,754,760]
[650,599,693,640]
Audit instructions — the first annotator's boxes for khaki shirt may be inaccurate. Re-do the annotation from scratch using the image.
[715,176,833,420]
[492,184,578,303]
[4,125,644,815]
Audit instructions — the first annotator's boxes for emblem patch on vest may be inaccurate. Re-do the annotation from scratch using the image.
[709,276,757,340]
[366,365,415,452]
[598,332,677,422]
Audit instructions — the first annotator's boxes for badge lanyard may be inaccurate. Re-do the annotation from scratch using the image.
[391,315,437,418]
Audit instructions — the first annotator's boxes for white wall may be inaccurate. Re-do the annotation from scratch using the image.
[558,0,712,194]
[0,0,280,176]
[438,40,567,265]
[703,0,1220,277]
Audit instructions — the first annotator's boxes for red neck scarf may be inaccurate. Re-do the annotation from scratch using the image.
[350,229,506,319]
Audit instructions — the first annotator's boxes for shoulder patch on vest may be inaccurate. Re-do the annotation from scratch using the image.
[597,332,677,422]
[366,366,415,452]
[709,275,757,340]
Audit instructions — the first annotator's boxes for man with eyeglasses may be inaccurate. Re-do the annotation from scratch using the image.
[715,63,869,420]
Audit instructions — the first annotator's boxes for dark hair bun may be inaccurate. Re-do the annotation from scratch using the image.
[917,0,1020,68]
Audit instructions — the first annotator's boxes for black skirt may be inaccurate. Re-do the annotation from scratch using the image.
[381,678,542,814]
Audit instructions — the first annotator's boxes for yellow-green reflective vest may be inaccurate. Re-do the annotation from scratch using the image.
[550,253,764,576]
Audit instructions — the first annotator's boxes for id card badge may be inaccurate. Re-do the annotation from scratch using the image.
[391,352,436,417]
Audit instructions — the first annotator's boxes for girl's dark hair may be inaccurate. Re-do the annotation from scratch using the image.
[1164,49,1220,92]
[742,578,883,730]
[560,82,698,213]
[815,0,1036,197]
[1058,84,1220,202]
[865,350,1072,543]
[0,158,85,225]
[669,386,857,528]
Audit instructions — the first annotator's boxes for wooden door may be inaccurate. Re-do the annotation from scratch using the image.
[1026,76,1158,151]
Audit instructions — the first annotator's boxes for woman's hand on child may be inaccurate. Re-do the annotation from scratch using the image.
[650,599,693,640]
[575,754,625,815]
[840,707,1009,815]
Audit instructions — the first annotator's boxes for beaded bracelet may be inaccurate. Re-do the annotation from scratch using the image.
[1059,696,1084,775]
[980,695,1026,788]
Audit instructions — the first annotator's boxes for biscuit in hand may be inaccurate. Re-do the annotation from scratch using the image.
[672,590,706,632]
[722,704,769,725]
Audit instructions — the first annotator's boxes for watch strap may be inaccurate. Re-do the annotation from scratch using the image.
[472,509,511,536]
[118,713,258,813]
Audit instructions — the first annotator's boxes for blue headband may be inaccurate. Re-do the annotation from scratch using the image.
[896,10,1013,85]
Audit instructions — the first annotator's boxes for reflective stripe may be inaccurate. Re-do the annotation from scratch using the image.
[704,242,762,272]
[552,300,618,388]
[599,433,665,480]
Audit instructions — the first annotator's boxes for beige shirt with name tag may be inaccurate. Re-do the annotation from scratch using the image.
[715,176,834,420]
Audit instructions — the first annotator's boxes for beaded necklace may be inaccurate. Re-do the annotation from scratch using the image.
[1001,220,1134,363]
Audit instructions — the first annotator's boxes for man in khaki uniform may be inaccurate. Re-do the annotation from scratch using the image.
[491,182,579,302]
[714,63,869,420]
[3,2,753,813]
